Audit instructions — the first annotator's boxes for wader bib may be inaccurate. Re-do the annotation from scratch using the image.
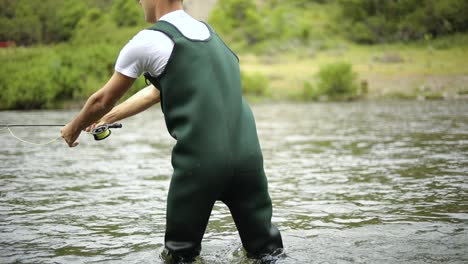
[144,21,283,261]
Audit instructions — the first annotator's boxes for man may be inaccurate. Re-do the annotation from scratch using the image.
[61,0,283,262]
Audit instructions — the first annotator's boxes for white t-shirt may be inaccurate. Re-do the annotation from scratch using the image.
[115,10,210,79]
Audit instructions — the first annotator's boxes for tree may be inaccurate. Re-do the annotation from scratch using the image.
[0,0,109,45]
[11,1,42,44]
[209,0,266,46]
[338,0,468,43]
[111,0,141,27]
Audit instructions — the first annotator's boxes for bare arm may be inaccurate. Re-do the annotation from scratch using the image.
[61,72,135,147]
[98,84,161,125]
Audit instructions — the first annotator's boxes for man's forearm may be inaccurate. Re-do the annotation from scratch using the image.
[69,91,116,132]
[100,85,161,124]
[62,72,135,147]
[64,72,135,136]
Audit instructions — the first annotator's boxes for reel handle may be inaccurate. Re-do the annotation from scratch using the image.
[107,123,122,129]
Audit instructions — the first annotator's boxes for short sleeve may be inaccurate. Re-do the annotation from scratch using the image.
[115,30,174,79]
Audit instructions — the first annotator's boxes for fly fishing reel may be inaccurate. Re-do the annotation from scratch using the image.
[91,123,122,141]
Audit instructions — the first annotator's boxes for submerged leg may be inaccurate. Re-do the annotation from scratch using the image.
[164,169,217,262]
[222,169,283,257]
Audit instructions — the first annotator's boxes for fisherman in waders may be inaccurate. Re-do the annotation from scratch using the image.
[61,0,283,262]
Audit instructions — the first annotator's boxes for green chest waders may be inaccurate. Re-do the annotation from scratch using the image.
[144,21,283,262]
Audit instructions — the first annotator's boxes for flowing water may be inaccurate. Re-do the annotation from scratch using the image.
[1,100,467,263]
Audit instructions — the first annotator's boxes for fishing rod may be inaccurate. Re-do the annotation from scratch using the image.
[2,125,64,127]
[0,123,122,144]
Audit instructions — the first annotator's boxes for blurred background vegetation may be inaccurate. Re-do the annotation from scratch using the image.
[1,0,467,109]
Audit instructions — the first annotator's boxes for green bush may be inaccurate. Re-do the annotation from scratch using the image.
[208,0,267,50]
[338,0,468,43]
[302,80,317,101]
[0,0,146,109]
[303,62,359,101]
[241,71,269,96]
[208,0,332,52]
[0,43,122,110]
[111,0,141,27]
[0,49,56,109]
[0,0,88,45]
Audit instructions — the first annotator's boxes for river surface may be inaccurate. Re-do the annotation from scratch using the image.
[1,101,467,263]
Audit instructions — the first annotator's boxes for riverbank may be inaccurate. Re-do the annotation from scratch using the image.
[1,35,467,110]
[240,36,468,101]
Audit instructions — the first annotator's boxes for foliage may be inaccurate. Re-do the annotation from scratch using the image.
[0,49,55,109]
[338,0,468,43]
[208,0,332,52]
[208,0,265,48]
[209,0,468,47]
[0,0,144,46]
[303,62,359,101]
[0,44,147,110]
[111,0,142,27]
[3,0,468,47]
[0,0,147,110]
[0,0,87,45]
[241,71,269,96]
[72,9,119,45]
[1,0,467,109]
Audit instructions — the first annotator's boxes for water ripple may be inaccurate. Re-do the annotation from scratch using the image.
[1,102,468,263]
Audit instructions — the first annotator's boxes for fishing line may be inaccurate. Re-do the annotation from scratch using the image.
[0,123,122,145]
[0,124,63,146]
[6,127,62,146]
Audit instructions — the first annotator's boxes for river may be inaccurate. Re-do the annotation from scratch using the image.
[1,100,467,263]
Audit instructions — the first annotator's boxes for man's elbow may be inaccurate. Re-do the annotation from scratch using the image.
[147,86,161,104]
[88,92,115,113]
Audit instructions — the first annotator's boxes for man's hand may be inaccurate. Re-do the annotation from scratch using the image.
[61,123,81,147]
[84,121,105,133]
[60,72,136,147]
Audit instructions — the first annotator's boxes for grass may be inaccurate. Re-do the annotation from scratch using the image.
[239,35,468,100]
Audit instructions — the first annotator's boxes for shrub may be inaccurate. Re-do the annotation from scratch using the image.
[302,80,318,101]
[241,71,269,96]
[72,9,119,45]
[303,62,360,101]
[0,44,122,110]
[208,0,332,52]
[208,0,267,49]
[111,0,141,27]
[0,0,88,45]
[338,0,468,43]
[0,49,56,109]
